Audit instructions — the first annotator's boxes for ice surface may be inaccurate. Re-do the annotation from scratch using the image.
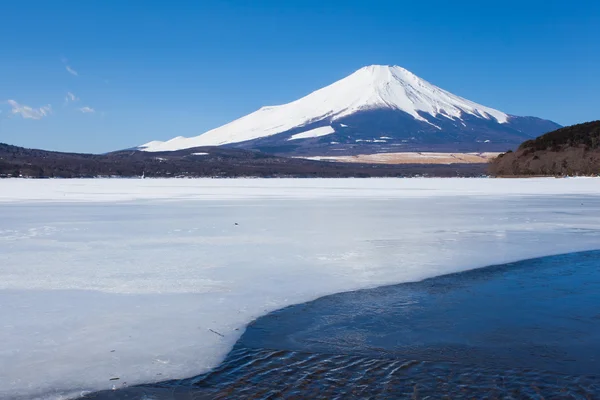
[2,178,600,399]
[141,65,508,151]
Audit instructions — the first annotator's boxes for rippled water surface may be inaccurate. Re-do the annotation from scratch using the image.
[87,251,600,399]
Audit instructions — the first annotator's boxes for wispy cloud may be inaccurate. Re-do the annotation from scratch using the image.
[65,92,79,103]
[65,65,78,76]
[78,106,95,114]
[6,100,52,120]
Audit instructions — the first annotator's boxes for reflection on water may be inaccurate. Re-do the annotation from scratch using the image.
[87,251,600,399]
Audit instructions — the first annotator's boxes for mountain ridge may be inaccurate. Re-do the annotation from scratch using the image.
[141,65,561,155]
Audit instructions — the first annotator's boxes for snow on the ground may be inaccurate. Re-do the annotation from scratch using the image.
[2,178,600,399]
[287,126,335,140]
[2,178,600,203]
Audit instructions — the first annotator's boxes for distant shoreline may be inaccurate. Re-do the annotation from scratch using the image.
[1,142,488,178]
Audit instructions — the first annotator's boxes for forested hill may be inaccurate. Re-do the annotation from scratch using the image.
[489,121,600,176]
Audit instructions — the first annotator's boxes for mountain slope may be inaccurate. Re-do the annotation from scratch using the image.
[141,65,561,155]
[489,121,600,176]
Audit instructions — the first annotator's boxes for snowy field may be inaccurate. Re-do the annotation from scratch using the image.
[2,178,600,399]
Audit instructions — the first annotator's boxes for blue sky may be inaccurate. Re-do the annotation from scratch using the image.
[1,0,598,153]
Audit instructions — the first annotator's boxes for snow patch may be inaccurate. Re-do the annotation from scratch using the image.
[287,126,335,141]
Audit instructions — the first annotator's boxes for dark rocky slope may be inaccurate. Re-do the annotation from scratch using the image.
[233,110,561,156]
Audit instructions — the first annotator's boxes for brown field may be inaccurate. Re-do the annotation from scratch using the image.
[299,152,500,165]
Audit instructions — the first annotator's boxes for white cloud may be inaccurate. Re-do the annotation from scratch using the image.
[65,92,79,103]
[66,65,78,76]
[6,100,52,120]
[78,106,95,114]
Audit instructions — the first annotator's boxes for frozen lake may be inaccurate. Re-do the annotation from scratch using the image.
[89,251,600,399]
[2,178,600,399]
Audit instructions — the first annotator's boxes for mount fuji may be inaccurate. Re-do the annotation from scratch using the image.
[140,65,561,155]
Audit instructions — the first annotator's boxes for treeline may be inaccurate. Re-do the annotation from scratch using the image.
[0,143,487,178]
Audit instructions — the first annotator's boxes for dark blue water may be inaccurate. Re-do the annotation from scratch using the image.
[86,251,600,399]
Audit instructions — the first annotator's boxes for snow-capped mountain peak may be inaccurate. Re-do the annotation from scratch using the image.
[314,64,509,126]
[140,65,558,153]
